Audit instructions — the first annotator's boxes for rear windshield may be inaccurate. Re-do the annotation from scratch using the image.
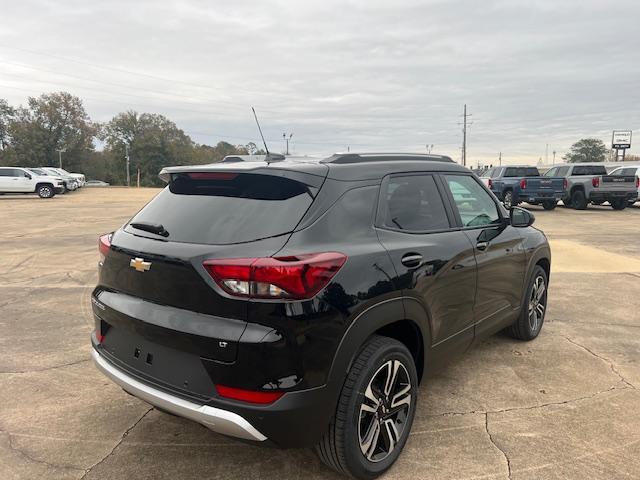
[572,165,607,176]
[504,167,540,177]
[126,173,317,244]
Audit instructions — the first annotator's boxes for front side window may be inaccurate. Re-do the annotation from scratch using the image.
[545,167,558,177]
[380,175,450,232]
[444,175,501,227]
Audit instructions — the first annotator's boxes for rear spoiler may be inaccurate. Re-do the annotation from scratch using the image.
[159,163,328,188]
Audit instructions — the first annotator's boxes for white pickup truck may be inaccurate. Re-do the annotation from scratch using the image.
[0,167,65,198]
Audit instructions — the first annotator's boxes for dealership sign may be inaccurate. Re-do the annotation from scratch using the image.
[612,130,632,149]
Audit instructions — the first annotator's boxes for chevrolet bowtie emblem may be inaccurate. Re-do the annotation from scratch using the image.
[130,257,151,272]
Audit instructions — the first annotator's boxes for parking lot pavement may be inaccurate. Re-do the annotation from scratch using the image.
[1,190,639,480]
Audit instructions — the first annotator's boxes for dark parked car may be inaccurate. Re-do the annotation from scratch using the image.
[481,165,566,210]
[91,153,551,479]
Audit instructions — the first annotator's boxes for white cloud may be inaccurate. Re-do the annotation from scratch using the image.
[1,0,639,165]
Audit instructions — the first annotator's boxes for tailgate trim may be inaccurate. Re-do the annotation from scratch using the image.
[92,348,267,441]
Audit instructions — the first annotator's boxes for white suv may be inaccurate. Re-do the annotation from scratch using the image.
[0,167,65,198]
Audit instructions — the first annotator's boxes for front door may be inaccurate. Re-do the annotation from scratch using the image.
[375,174,477,361]
[440,173,527,337]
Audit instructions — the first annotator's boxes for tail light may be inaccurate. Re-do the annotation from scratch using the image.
[563,178,568,190]
[592,177,600,188]
[520,179,527,189]
[215,385,284,404]
[636,176,639,188]
[487,178,493,189]
[203,252,347,300]
[98,233,112,263]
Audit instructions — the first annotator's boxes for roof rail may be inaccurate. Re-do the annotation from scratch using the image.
[321,153,455,164]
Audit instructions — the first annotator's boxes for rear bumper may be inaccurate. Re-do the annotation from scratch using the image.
[519,192,563,203]
[91,348,268,442]
[589,191,637,202]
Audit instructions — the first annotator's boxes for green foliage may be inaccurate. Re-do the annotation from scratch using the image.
[563,138,608,163]
[0,92,259,185]
[4,92,97,169]
[0,99,15,152]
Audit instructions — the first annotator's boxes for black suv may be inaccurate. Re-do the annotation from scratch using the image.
[91,153,551,479]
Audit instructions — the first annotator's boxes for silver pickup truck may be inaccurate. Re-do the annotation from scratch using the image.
[545,163,638,210]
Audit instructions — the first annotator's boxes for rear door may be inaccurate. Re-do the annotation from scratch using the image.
[375,174,477,358]
[0,168,25,192]
[0,168,14,191]
[440,173,527,337]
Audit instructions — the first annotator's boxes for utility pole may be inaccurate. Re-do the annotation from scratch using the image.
[282,132,293,155]
[125,144,130,187]
[552,150,556,165]
[498,151,502,166]
[460,104,472,167]
[56,148,66,168]
[426,144,434,154]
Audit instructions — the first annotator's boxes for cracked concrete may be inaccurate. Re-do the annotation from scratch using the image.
[1,190,639,479]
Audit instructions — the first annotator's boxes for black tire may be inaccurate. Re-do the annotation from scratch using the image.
[571,189,588,210]
[541,200,557,210]
[562,197,572,208]
[37,184,55,198]
[316,335,418,480]
[506,265,548,341]
[502,190,514,209]
[611,198,626,210]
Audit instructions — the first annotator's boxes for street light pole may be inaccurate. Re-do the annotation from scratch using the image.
[125,144,130,187]
[56,148,66,168]
[282,133,293,155]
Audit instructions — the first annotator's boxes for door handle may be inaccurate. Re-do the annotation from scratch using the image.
[476,241,489,251]
[401,253,423,268]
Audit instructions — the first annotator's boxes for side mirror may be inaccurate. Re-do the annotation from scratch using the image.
[510,206,535,227]
[24,173,32,179]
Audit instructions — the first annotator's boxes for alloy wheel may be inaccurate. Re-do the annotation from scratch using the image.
[528,275,546,332]
[358,359,412,463]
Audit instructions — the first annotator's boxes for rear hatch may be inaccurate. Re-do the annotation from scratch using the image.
[521,176,565,197]
[94,162,328,398]
[599,174,637,193]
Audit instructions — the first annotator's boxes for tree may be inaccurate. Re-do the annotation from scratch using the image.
[0,99,15,152]
[101,111,195,186]
[6,92,97,169]
[563,138,608,163]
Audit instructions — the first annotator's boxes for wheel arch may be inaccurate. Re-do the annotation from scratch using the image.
[35,181,54,191]
[327,297,431,395]
[570,184,585,195]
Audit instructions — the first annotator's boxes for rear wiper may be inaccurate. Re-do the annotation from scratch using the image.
[129,222,170,237]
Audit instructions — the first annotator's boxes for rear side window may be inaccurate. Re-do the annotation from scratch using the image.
[126,173,316,244]
[0,168,21,177]
[443,175,501,227]
[573,165,607,175]
[380,175,450,232]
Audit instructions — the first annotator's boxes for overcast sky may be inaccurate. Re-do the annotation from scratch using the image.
[1,0,639,166]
